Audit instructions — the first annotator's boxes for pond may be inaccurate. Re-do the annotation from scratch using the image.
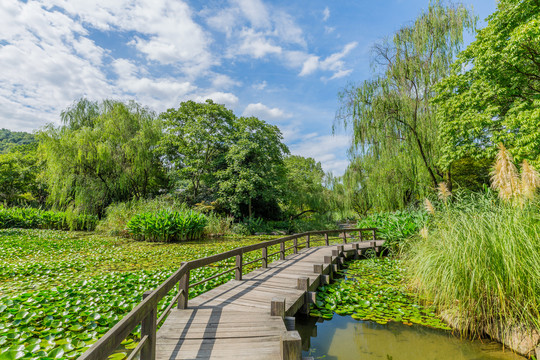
[296,314,524,360]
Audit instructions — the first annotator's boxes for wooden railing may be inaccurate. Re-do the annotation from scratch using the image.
[78,227,377,360]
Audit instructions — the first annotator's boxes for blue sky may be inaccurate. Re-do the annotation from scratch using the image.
[0,0,496,175]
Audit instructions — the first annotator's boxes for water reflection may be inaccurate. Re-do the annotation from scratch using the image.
[296,315,524,360]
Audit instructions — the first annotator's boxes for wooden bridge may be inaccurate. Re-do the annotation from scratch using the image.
[79,228,383,360]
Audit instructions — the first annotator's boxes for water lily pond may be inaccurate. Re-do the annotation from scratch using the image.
[301,258,524,359]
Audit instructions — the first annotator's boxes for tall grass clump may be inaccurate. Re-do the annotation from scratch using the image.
[97,196,189,236]
[0,206,97,231]
[406,144,540,335]
[127,210,207,242]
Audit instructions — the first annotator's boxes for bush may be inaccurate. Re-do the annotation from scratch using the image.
[204,212,234,236]
[127,210,207,242]
[357,209,427,250]
[97,196,189,236]
[0,206,97,231]
[405,198,540,334]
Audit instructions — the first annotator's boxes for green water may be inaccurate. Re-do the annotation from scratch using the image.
[296,315,524,360]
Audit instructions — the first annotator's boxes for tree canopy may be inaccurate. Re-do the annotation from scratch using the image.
[40,99,167,215]
[435,0,540,170]
[336,1,476,210]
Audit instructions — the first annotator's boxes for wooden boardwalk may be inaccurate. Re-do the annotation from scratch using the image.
[156,240,384,360]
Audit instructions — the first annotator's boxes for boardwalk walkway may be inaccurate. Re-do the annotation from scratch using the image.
[156,240,384,360]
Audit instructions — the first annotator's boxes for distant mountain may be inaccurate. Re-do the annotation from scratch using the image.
[0,128,36,153]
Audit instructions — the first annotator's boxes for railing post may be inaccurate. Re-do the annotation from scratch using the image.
[306,234,310,248]
[236,253,243,280]
[280,242,285,260]
[281,331,302,360]
[262,247,268,268]
[141,291,156,360]
[177,266,189,310]
[342,231,347,244]
[372,229,376,241]
[324,233,329,246]
[293,237,298,254]
[271,297,286,318]
[359,230,364,242]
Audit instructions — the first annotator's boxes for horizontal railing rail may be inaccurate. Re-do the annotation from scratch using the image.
[78,227,378,360]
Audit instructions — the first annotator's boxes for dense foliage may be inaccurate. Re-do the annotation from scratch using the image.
[357,210,427,251]
[0,207,97,231]
[0,144,46,206]
[127,210,207,242]
[310,258,450,330]
[0,129,35,154]
[40,99,167,215]
[335,1,476,211]
[435,0,540,170]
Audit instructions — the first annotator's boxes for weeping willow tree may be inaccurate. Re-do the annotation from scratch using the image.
[40,99,167,215]
[335,1,476,211]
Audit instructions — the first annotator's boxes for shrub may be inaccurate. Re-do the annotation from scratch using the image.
[357,209,427,250]
[204,212,234,236]
[97,196,189,236]
[127,210,207,242]
[0,206,97,231]
[405,199,540,335]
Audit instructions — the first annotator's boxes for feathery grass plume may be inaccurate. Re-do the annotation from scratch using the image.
[419,226,429,239]
[520,160,540,201]
[424,198,435,215]
[437,182,452,203]
[490,143,520,202]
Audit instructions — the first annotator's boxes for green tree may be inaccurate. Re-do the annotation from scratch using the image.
[0,143,45,205]
[282,155,329,219]
[335,1,476,210]
[40,99,166,215]
[158,100,236,202]
[0,129,36,153]
[435,0,540,170]
[217,117,289,219]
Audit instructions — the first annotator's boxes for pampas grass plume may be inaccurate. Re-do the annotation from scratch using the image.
[491,144,520,202]
[424,198,435,215]
[521,160,540,200]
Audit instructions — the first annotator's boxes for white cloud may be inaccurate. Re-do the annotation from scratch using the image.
[290,134,351,175]
[0,1,115,130]
[252,81,267,90]
[234,28,282,59]
[299,55,320,76]
[194,92,239,108]
[299,42,358,78]
[242,103,292,121]
[323,7,330,22]
[324,26,335,34]
[232,0,271,29]
[211,74,241,89]
[52,0,215,76]
[113,58,195,108]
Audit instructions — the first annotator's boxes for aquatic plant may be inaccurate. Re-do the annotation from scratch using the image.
[127,210,207,242]
[309,258,450,330]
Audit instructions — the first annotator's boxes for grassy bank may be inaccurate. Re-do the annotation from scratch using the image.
[405,199,540,336]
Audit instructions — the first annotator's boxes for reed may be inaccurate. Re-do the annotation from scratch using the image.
[405,195,540,335]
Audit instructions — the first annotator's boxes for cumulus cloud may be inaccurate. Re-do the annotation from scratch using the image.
[290,134,351,175]
[323,7,330,22]
[193,92,239,108]
[299,42,358,78]
[242,103,292,121]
